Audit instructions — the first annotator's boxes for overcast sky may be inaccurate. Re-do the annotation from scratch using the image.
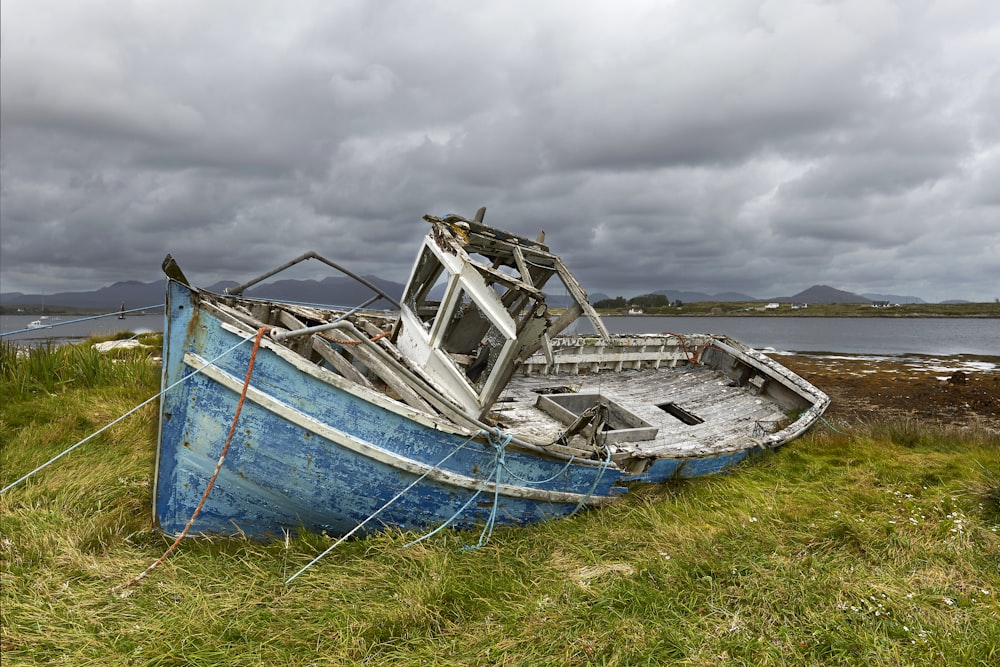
[2,1,998,303]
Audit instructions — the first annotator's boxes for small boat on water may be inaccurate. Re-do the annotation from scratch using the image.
[154,208,829,540]
[27,320,44,329]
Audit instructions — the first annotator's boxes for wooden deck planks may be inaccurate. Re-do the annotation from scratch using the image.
[500,366,789,457]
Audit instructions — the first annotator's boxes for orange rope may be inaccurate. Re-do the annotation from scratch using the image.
[116,326,270,591]
[662,331,699,364]
[318,330,389,346]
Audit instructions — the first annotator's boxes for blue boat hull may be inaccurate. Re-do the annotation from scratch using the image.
[154,281,626,539]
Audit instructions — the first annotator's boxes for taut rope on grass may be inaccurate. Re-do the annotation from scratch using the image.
[116,326,270,591]
[0,329,258,495]
[284,430,483,584]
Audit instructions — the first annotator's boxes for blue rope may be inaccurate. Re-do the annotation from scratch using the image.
[402,486,486,548]
[502,455,576,485]
[819,416,849,435]
[468,428,513,549]
[403,427,513,551]
[1,304,165,337]
[288,432,480,582]
[570,444,613,517]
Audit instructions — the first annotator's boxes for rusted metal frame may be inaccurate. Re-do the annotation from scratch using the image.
[224,251,401,309]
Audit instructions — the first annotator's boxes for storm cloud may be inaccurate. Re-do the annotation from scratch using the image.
[2,0,998,302]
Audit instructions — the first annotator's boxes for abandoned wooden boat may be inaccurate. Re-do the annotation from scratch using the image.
[154,208,829,539]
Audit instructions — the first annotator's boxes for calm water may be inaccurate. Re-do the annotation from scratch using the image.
[1,313,166,346]
[2,312,996,357]
[580,316,999,357]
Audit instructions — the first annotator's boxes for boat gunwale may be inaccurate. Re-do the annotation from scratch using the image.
[180,351,622,506]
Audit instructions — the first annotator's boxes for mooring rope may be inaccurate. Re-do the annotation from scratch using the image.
[0,328,259,495]
[401,427,513,551]
[501,454,576,485]
[117,326,270,591]
[819,415,849,435]
[570,444,613,516]
[1,392,161,495]
[0,304,164,338]
[285,430,482,584]
[466,428,513,549]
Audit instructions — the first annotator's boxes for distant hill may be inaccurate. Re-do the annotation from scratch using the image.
[1,280,170,311]
[241,276,403,309]
[770,285,872,304]
[1,275,405,312]
[862,293,926,305]
[4,279,951,312]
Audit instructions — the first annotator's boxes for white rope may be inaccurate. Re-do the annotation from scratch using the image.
[1,333,256,495]
[285,432,481,584]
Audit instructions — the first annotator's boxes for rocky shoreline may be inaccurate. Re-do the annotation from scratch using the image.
[778,353,1000,431]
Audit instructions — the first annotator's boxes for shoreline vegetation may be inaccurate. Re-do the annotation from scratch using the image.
[2,335,998,665]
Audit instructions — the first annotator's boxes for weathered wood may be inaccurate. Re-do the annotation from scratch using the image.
[207,301,271,331]
[277,310,314,358]
[311,335,373,388]
[352,320,487,426]
[335,327,436,414]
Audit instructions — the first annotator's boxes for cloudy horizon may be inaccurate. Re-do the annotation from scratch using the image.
[2,1,998,304]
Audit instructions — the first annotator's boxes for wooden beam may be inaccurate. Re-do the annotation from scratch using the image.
[311,335,373,388]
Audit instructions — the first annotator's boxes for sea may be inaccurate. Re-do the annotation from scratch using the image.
[1,313,167,347]
[2,312,997,358]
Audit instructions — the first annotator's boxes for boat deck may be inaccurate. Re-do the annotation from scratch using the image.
[495,365,789,459]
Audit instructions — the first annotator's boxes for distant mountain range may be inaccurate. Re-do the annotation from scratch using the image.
[651,285,936,305]
[1,276,406,311]
[0,280,954,311]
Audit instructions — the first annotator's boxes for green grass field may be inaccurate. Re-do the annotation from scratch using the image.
[2,339,998,666]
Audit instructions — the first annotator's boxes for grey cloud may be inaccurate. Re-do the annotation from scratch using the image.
[2,0,998,304]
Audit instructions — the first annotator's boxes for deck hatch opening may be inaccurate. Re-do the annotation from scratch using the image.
[535,392,658,444]
[656,402,705,425]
